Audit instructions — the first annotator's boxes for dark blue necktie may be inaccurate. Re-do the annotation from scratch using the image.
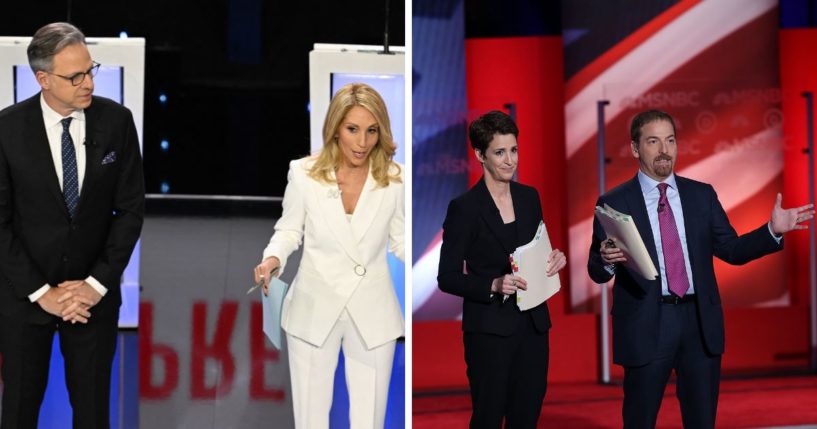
[61,117,79,218]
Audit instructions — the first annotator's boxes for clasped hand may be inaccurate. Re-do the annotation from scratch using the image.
[37,280,102,324]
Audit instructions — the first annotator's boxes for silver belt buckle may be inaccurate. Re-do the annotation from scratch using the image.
[354,265,366,276]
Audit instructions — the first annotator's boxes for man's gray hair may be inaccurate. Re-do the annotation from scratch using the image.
[27,22,86,73]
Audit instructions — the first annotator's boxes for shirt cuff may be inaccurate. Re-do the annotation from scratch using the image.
[767,222,783,244]
[85,276,108,297]
[28,284,51,302]
[604,264,617,275]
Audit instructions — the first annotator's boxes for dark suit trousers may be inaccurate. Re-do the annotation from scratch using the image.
[1,306,119,429]
[622,299,720,429]
[464,312,549,429]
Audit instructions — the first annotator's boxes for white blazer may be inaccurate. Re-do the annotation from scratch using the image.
[263,157,405,349]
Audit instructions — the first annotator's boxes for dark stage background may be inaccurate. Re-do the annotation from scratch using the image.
[0,0,405,197]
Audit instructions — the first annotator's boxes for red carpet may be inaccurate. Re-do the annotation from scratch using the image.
[413,375,817,428]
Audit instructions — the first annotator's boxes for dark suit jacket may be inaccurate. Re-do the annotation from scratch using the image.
[0,94,145,324]
[587,175,782,367]
[438,178,551,336]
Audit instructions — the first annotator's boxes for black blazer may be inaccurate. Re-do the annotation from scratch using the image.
[0,94,145,324]
[587,175,782,366]
[438,178,551,336]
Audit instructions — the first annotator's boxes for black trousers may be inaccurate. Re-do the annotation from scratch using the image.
[622,300,721,429]
[464,313,549,429]
[0,306,119,429]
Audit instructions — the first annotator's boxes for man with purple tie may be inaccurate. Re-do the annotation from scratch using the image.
[587,110,814,429]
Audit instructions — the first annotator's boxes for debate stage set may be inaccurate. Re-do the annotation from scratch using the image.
[412,0,817,428]
[0,2,406,428]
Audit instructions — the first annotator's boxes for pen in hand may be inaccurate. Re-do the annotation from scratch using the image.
[247,266,280,295]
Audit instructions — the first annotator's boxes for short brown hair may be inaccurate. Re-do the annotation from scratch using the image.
[468,110,519,154]
[630,110,676,143]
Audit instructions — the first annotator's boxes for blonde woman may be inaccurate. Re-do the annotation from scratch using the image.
[253,83,404,428]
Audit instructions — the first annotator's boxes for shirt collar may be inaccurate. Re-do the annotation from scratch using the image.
[40,93,85,129]
[637,169,677,195]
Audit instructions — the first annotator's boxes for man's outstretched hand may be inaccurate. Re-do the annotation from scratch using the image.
[770,193,815,235]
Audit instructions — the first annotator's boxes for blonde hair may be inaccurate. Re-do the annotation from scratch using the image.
[308,82,401,187]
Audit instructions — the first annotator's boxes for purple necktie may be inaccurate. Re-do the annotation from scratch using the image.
[657,183,690,297]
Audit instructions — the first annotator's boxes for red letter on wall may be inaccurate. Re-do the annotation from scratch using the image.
[140,302,179,399]
[191,301,238,399]
[249,302,286,400]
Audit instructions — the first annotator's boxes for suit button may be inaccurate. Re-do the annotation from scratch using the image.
[62,255,68,263]
[71,224,78,231]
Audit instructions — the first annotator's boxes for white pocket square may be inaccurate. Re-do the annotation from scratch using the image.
[101,151,116,165]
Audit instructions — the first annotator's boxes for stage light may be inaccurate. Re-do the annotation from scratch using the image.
[119,31,128,39]
[159,93,168,104]
[160,140,169,151]
[306,102,310,112]
[160,182,170,193]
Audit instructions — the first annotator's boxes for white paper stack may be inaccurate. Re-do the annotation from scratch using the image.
[510,220,561,311]
[594,204,659,280]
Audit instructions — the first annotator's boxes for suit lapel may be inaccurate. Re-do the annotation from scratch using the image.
[511,182,535,246]
[675,176,700,290]
[475,179,511,254]
[623,176,660,274]
[314,170,364,264]
[78,104,104,211]
[350,170,385,245]
[23,99,70,218]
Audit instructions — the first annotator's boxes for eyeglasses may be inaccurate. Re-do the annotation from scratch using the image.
[49,62,100,86]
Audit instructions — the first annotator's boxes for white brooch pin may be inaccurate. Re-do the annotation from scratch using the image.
[327,189,341,199]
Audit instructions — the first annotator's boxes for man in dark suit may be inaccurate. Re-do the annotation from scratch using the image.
[587,110,813,428]
[0,22,144,428]
[438,111,566,428]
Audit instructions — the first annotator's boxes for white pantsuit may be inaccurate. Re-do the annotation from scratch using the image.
[287,310,396,429]
[262,157,404,428]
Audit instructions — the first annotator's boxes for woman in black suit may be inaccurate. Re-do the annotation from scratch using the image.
[437,110,566,429]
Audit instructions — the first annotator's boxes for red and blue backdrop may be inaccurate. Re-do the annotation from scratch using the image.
[413,0,817,390]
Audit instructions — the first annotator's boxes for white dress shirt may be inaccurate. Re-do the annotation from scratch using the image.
[28,95,107,303]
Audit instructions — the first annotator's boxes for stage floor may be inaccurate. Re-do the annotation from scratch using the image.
[414,374,817,428]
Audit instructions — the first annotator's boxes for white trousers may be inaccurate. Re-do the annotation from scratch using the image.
[287,309,396,429]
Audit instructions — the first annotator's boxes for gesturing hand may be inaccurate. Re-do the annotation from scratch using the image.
[770,193,815,235]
